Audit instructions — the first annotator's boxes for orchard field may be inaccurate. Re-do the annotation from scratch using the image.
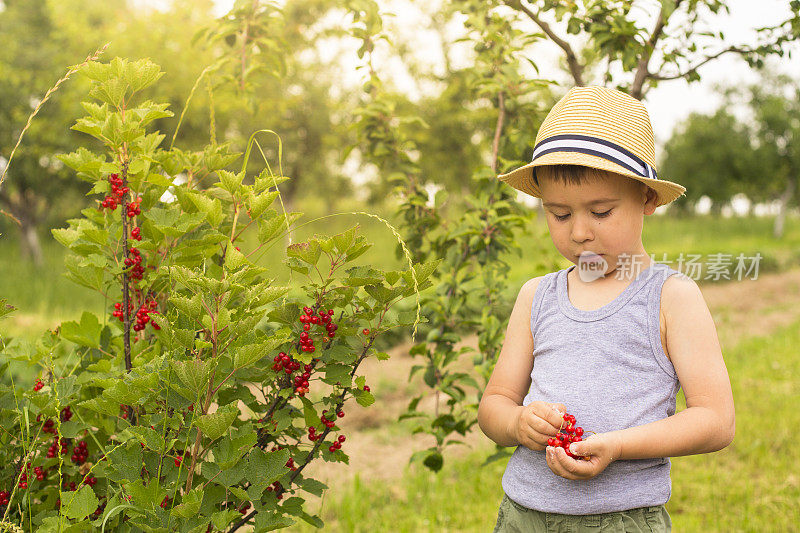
[2,1,800,531]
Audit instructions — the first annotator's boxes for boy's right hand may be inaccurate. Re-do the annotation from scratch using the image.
[510,401,567,451]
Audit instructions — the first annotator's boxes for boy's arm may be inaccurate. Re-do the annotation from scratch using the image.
[607,275,735,460]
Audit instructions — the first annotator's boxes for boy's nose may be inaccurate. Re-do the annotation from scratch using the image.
[570,217,594,243]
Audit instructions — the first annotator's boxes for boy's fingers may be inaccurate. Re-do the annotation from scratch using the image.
[546,403,567,430]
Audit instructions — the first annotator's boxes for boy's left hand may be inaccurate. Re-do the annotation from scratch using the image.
[545,432,622,480]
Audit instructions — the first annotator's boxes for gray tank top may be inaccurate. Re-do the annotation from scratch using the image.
[501,262,683,514]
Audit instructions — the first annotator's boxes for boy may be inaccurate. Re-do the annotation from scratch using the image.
[479,86,735,532]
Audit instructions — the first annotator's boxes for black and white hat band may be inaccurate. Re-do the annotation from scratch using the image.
[532,134,658,181]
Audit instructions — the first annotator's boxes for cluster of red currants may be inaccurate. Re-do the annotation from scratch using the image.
[299,306,337,339]
[265,481,284,499]
[33,379,44,391]
[46,436,69,458]
[112,297,160,331]
[547,412,587,460]
[239,501,251,514]
[32,465,46,482]
[0,490,9,507]
[71,440,89,465]
[126,196,142,218]
[271,352,315,397]
[92,500,106,519]
[82,475,98,487]
[124,245,146,281]
[61,405,73,422]
[100,173,128,211]
[160,495,170,509]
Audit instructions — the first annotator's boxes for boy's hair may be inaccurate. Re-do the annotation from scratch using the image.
[534,164,649,195]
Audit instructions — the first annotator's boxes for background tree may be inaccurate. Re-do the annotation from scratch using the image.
[660,108,760,216]
[503,0,800,99]
[0,0,120,264]
[739,71,800,237]
[662,69,800,235]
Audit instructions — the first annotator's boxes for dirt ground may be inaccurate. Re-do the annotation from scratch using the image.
[294,265,800,493]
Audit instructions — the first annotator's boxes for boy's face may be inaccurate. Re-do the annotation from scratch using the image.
[538,169,658,278]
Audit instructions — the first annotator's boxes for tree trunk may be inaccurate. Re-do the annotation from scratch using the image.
[1,189,44,267]
[19,216,44,267]
[773,176,796,239]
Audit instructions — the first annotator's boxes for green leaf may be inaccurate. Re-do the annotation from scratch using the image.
[286,240,321,266]
[64,253,104,292]
[245,447,289,498]
[127,426,167,452]
[59,420,87,439]
[126,59,165,92]
[189,192,224,227]
[52,227,80,248]
[214,433,257,470]
[169,294,203,318]
[345,238,372,261]
[195,402,239,441]
[352,387,375,407]
[171,487,203,519]
[343,265,383,286]
[201,460,246,487]
[332,225,359,254]
[102,380,146,406]
[170,359,212,395]
[364,284,395,303]
[128,478,167,509]
[234,334,289,369]
[322,364,351,387]
[248,190,279,219]
[224,243,247,271]
[105,442,143,482]
[62,484,99,520]
[216,170,245,194]
[300,395,317,428]
[59,311,103,348]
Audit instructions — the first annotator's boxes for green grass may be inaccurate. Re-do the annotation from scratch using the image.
[276,319,800,532]
[666,319,800,531]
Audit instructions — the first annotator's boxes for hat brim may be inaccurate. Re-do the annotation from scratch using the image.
[498,152,687,208]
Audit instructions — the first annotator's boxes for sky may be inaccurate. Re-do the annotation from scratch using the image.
[200,1,800,215]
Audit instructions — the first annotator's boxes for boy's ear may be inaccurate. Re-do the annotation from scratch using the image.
[643,185,658,214]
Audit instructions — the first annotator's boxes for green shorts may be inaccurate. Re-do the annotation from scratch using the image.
[493,493,672,532]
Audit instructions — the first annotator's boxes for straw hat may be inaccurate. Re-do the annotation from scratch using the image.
[497,85,686,208]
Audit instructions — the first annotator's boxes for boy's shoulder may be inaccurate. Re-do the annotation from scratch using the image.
[519,271,558,300]
[661,270,706,320]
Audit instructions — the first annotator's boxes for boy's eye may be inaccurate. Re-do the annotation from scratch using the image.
[553,210,612,221]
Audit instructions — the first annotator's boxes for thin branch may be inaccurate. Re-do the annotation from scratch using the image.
[630,0,686,99]
[491,92,506,173]
[507,0,585,86]
[649,45,754,82]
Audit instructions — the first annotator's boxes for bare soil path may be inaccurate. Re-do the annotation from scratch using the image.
[297,265,800,493]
